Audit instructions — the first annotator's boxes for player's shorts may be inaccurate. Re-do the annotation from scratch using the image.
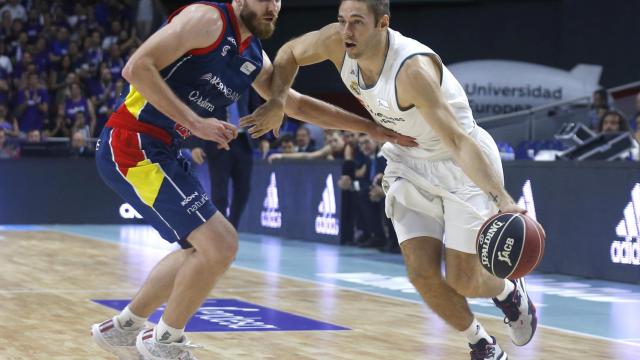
[381,127,503,254]
[95,126,216,248]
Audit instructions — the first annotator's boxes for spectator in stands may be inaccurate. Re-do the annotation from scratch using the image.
[84,31,104,73]
[104,43,125,81]
[268,130,346,162]
[0,74,9,105]
[0,11,12,41]
[295,125,316,152]
[24,10,41,40]
[256,139,271,159]
[278,134,296,154]
[46,105,70,138]
[598,110,639,161]
[15,72,48,134]
[0,127,17,158]
[136,0,154,40]
[349,134,386,249]
[117,26,139,55]
[102,20,121,50]
[0,41,12,76]
[32,37,49,73]
[70,130,93,157]
[598,110,630,134]
[64,82,96,136]
[26,128,40,143]
[88,64,115,112]
[50,26,70,65]
[0,103,17,136]
[0,0,27,22]
[631,93,640,131]
[589,88,613,130]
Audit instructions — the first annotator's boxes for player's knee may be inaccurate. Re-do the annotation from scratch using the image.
[192,225,238,267]
[445,268,483,298]
[406,266,444,293]
[215,227,238,265]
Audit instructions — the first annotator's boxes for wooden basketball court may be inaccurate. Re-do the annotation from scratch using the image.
[1,229,638,359]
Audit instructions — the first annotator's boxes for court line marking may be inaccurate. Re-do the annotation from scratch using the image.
[43,228,640,348]
[232,265,640,348]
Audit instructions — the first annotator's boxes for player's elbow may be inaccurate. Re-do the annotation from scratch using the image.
[121,60,136,83]
[121,56,150,84]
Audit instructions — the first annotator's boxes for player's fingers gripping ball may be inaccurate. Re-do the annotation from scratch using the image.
[476,212,545,279]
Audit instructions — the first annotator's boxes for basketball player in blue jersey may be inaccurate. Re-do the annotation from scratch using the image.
[241,1,540,359]
[90,1,416,359]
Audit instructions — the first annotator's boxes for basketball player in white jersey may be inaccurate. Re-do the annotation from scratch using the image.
[241,1,538,359]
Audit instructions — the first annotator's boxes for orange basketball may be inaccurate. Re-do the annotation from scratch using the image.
[476,212,545,279]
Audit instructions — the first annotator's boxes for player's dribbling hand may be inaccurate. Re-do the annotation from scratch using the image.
[498,202,527,215]
[190,118,238,150]
[370,124,418,147]
[239,99,285,138]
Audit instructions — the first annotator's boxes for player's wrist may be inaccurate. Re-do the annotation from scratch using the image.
[268,96,286,108]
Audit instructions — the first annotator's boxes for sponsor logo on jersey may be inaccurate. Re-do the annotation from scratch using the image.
[377,98,390,110]
[200,73,242,102]
[240,62,257,75]
[349,80,361,96]
[188,90,216,112]
[174,124,192,139]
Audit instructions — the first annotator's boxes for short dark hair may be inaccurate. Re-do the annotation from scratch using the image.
[296,126,310,136]
[340,0,390,23]
[280,134,294,144]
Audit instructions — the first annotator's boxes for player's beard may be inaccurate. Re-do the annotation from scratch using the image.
[240,6,277,39]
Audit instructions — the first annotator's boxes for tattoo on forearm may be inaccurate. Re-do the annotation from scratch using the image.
[489,192,499,204]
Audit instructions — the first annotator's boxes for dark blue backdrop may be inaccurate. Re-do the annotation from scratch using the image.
[0,158,638,283]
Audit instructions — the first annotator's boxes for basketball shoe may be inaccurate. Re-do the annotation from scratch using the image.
[91,317,143,359]
[136,328,201,360]
[492,278,537,346]
[469,336,508,360]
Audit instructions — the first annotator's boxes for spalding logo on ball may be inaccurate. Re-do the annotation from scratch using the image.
[476,212,545,279]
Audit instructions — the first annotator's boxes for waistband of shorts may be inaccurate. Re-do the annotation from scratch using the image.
[106,112,172,146]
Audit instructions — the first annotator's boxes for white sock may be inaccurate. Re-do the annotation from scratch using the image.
[496,279,516,301]
[155,317,184,344]
[115,306,147,331]
[462,318,492,345]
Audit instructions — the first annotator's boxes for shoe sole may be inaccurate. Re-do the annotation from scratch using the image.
[512,278,538,347]
[91,323,139,360]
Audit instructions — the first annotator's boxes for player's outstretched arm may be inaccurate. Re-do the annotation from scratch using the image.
[399,55,522,213]
[122,5,236,148]
[244,25,417,147]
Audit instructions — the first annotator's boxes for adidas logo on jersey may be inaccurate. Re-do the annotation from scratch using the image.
[315,174,339,235]
[261,172,282,228]
[611,183,640,266]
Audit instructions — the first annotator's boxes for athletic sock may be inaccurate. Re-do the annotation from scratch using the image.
[115,305,147,331]
[154,317,185,344]
[496,279,516,301]
[462,318,492,345]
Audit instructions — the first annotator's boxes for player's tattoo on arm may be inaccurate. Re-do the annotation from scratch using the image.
[489,192,499,204]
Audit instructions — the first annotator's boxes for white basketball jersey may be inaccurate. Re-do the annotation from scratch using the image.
[340,28,476,160]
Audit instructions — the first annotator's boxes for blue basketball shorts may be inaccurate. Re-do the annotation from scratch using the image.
[95,126,217,248]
